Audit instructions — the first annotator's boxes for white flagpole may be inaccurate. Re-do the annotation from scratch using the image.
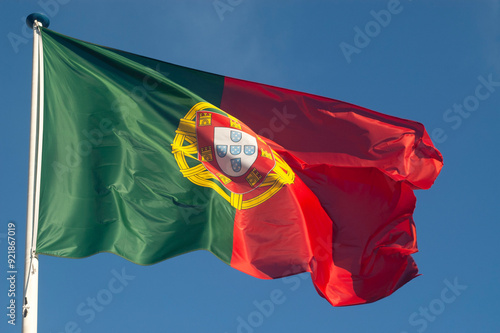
[23,13,49,333]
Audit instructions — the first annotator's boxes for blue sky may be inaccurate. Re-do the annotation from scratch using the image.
[1,1,499,332]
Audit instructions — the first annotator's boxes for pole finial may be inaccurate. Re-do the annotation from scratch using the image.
[26,13,50,29]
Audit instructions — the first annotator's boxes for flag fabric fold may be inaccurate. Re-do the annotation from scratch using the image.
[35,27,443,306]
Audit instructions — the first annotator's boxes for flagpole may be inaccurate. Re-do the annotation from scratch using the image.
[23,13,49,333]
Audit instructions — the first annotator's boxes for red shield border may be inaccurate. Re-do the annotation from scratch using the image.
[196,111,276,194]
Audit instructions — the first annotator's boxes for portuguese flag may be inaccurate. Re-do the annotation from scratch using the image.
[36,28,443,306]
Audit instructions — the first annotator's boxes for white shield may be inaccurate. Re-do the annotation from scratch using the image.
[214,127,258,177]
